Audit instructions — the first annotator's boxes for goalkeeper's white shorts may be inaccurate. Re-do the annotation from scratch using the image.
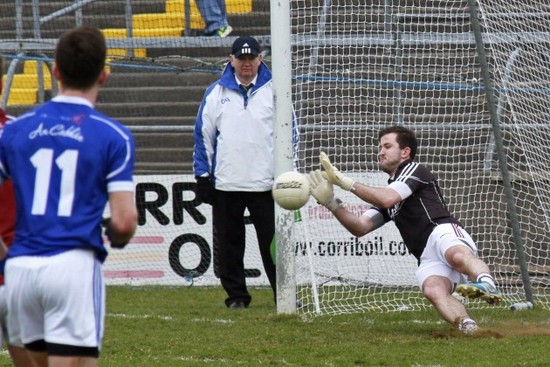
[5,248,105,349]
[415,223,477,289]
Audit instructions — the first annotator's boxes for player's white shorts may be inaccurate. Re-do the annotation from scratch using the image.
[415,223,478,289]
[5,248,105,349]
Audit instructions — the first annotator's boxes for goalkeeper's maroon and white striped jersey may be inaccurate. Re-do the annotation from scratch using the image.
[373,159,462,260]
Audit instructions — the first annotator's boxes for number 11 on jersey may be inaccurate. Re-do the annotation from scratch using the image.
[30,148,78,217]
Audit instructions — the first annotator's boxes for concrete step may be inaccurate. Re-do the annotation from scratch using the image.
[105,72,219,88]
[122,116,196,127]
[135,161,192,175]
[135,146,194,173]
[98,86,207,104]
[134,131,193,149]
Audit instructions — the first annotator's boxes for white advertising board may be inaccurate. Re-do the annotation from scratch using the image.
[103,174,418,286]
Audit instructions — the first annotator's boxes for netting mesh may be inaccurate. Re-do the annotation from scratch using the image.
[290,0,550,316]
[477,0,550,298]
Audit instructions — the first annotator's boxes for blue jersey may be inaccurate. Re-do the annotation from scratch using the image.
[0,96,135,262]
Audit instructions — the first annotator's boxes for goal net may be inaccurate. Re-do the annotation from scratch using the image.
[474,0,550,305]
[289,0,550,316]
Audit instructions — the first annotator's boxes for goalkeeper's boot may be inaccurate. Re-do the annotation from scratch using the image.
[458,318,478,336]
[455,282,502,305]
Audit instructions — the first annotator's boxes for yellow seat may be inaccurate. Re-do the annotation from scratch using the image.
[4,88,40,106]
[133,13,185,29]
[2,61,54,106]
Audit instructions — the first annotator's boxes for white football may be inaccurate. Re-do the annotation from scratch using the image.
[272,171,310,210]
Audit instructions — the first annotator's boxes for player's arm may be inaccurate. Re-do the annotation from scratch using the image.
[320,152,403,208]
[331,205,384,237]
[105,191,137,247]
[308,170,384,237]
[348,182,402,209]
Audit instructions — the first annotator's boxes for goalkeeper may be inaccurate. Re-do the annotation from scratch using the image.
[308,125,501,335]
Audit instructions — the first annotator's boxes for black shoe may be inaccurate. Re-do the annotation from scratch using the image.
[228,301,247,309]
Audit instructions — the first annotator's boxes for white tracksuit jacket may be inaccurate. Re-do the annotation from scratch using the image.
[193,62,286,192]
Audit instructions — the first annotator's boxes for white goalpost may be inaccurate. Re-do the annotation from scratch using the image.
[271,0,297,313]
[271,0,550,316]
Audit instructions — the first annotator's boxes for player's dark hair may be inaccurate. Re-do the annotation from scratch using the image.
[378,125,417,159]
[55,26,106,90]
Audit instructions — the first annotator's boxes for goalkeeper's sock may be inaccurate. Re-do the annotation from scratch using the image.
[476,273,496,288]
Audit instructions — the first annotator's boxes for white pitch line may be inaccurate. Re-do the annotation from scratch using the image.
[107,313,235,325]
[108,313,173,321]
[190,317,235,324]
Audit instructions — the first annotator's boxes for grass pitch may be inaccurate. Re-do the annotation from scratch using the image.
[1,286,548,366]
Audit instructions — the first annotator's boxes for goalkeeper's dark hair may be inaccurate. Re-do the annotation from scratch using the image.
[378,125,417,159]
[55,26,106,90]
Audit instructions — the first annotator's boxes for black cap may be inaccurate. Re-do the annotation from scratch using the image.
[231,36,261,58]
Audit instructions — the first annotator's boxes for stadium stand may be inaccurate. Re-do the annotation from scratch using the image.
[1,0,270,174]
[1,0,486,175]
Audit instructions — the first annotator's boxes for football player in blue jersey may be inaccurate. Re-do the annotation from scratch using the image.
[0,26,137,366]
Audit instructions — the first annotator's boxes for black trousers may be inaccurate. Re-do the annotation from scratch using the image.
[212,190,276,307]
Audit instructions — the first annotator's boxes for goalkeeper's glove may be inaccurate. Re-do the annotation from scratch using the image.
[308,170,342,212]
[101,217,129,249]
[195,176,215,205]
[320,151,355,191]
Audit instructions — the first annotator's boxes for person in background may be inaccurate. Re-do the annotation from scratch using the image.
[196,0,233,37]
[0,55,34,367]
[308,125,501,335]
[0,26,137,366]
[193,36,281,308]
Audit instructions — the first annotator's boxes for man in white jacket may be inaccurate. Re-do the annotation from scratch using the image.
[193,36,277,308]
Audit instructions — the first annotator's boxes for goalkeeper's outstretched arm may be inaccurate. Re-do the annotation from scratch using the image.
[349,182,402,209]
[330,204,384,238]
[320,151,402,209]
[308,170,384,237]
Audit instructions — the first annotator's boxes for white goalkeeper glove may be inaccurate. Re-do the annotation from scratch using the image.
[308,170,341,212]
[320,151,355,191]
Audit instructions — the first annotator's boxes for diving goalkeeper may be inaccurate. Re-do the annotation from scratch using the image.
[308,125,501,335]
